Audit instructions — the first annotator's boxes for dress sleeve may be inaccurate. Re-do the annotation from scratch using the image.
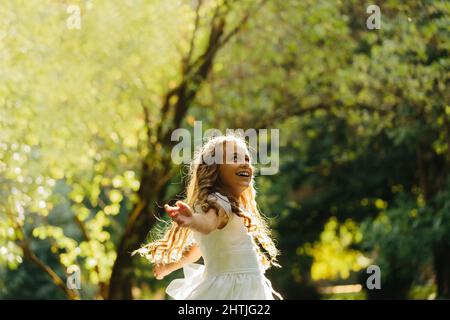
[207,192,233,216]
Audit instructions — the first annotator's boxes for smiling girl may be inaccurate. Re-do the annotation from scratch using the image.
[133,134,283,300]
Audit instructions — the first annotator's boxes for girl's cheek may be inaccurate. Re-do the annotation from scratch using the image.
[217,165,228,181]
[221,165,235,182]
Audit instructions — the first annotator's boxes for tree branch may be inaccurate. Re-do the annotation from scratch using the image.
[218,0,268,49]
[184,0,203,71]
[254,95,392,129]
[5,207,78,300]
[19,239,79,300]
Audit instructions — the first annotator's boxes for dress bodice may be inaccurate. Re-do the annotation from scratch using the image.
[193,192,264,277]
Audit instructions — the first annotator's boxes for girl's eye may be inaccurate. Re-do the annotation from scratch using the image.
[232,154,250,162]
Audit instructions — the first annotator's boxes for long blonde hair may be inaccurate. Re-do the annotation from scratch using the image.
[133,134,281,269]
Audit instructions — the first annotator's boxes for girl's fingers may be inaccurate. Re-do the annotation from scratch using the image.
[168,212,178,221]
[167,211,183,224]
[170,214,186,226]
[153,266,160,278]
[164,204,178,212]
[165,202,192,226]
[175,201,188,210]
[165,206,181,219]
[175,201,192,216]
[165,203,189,216]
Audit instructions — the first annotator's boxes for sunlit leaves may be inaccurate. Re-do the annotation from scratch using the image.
[32,225,79,267]
[0,242,22,269]
[79,240,116,284]
[0,0,200,298]
[301,217,369,281]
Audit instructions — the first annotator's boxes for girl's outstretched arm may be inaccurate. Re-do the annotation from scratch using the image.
[153,243,202,280]
[164,201,228,235]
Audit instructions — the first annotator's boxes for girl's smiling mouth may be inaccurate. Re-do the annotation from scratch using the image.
[236,170,251,177]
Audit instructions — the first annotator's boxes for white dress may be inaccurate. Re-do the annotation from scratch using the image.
[166,192,283,300]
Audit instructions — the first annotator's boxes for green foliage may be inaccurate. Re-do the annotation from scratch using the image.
[360,193,434,286]
[1,0,448,299]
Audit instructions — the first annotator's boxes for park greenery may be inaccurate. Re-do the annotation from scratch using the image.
[0,0,449,299]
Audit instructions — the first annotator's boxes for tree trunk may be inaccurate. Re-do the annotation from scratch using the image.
[108,163,168,299]
[107,210,153,299]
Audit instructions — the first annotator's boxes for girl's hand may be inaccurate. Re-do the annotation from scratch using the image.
[164,201,194,227]
[153,263,173,280]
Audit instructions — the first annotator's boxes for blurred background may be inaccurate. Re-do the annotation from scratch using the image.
[0,0,449,300]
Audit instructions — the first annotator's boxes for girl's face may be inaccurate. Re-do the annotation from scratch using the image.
[217,141,253,198]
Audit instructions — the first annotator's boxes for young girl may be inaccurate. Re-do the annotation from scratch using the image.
[133,134,283,300]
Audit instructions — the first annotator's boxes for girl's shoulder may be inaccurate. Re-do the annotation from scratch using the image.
[207,192,233,215]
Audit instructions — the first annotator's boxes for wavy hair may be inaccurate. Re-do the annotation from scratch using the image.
[133,134,281,269]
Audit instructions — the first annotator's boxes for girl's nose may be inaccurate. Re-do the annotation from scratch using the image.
[240,163,253,173]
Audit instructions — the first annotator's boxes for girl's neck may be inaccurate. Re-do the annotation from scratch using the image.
[216,186,241,202]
